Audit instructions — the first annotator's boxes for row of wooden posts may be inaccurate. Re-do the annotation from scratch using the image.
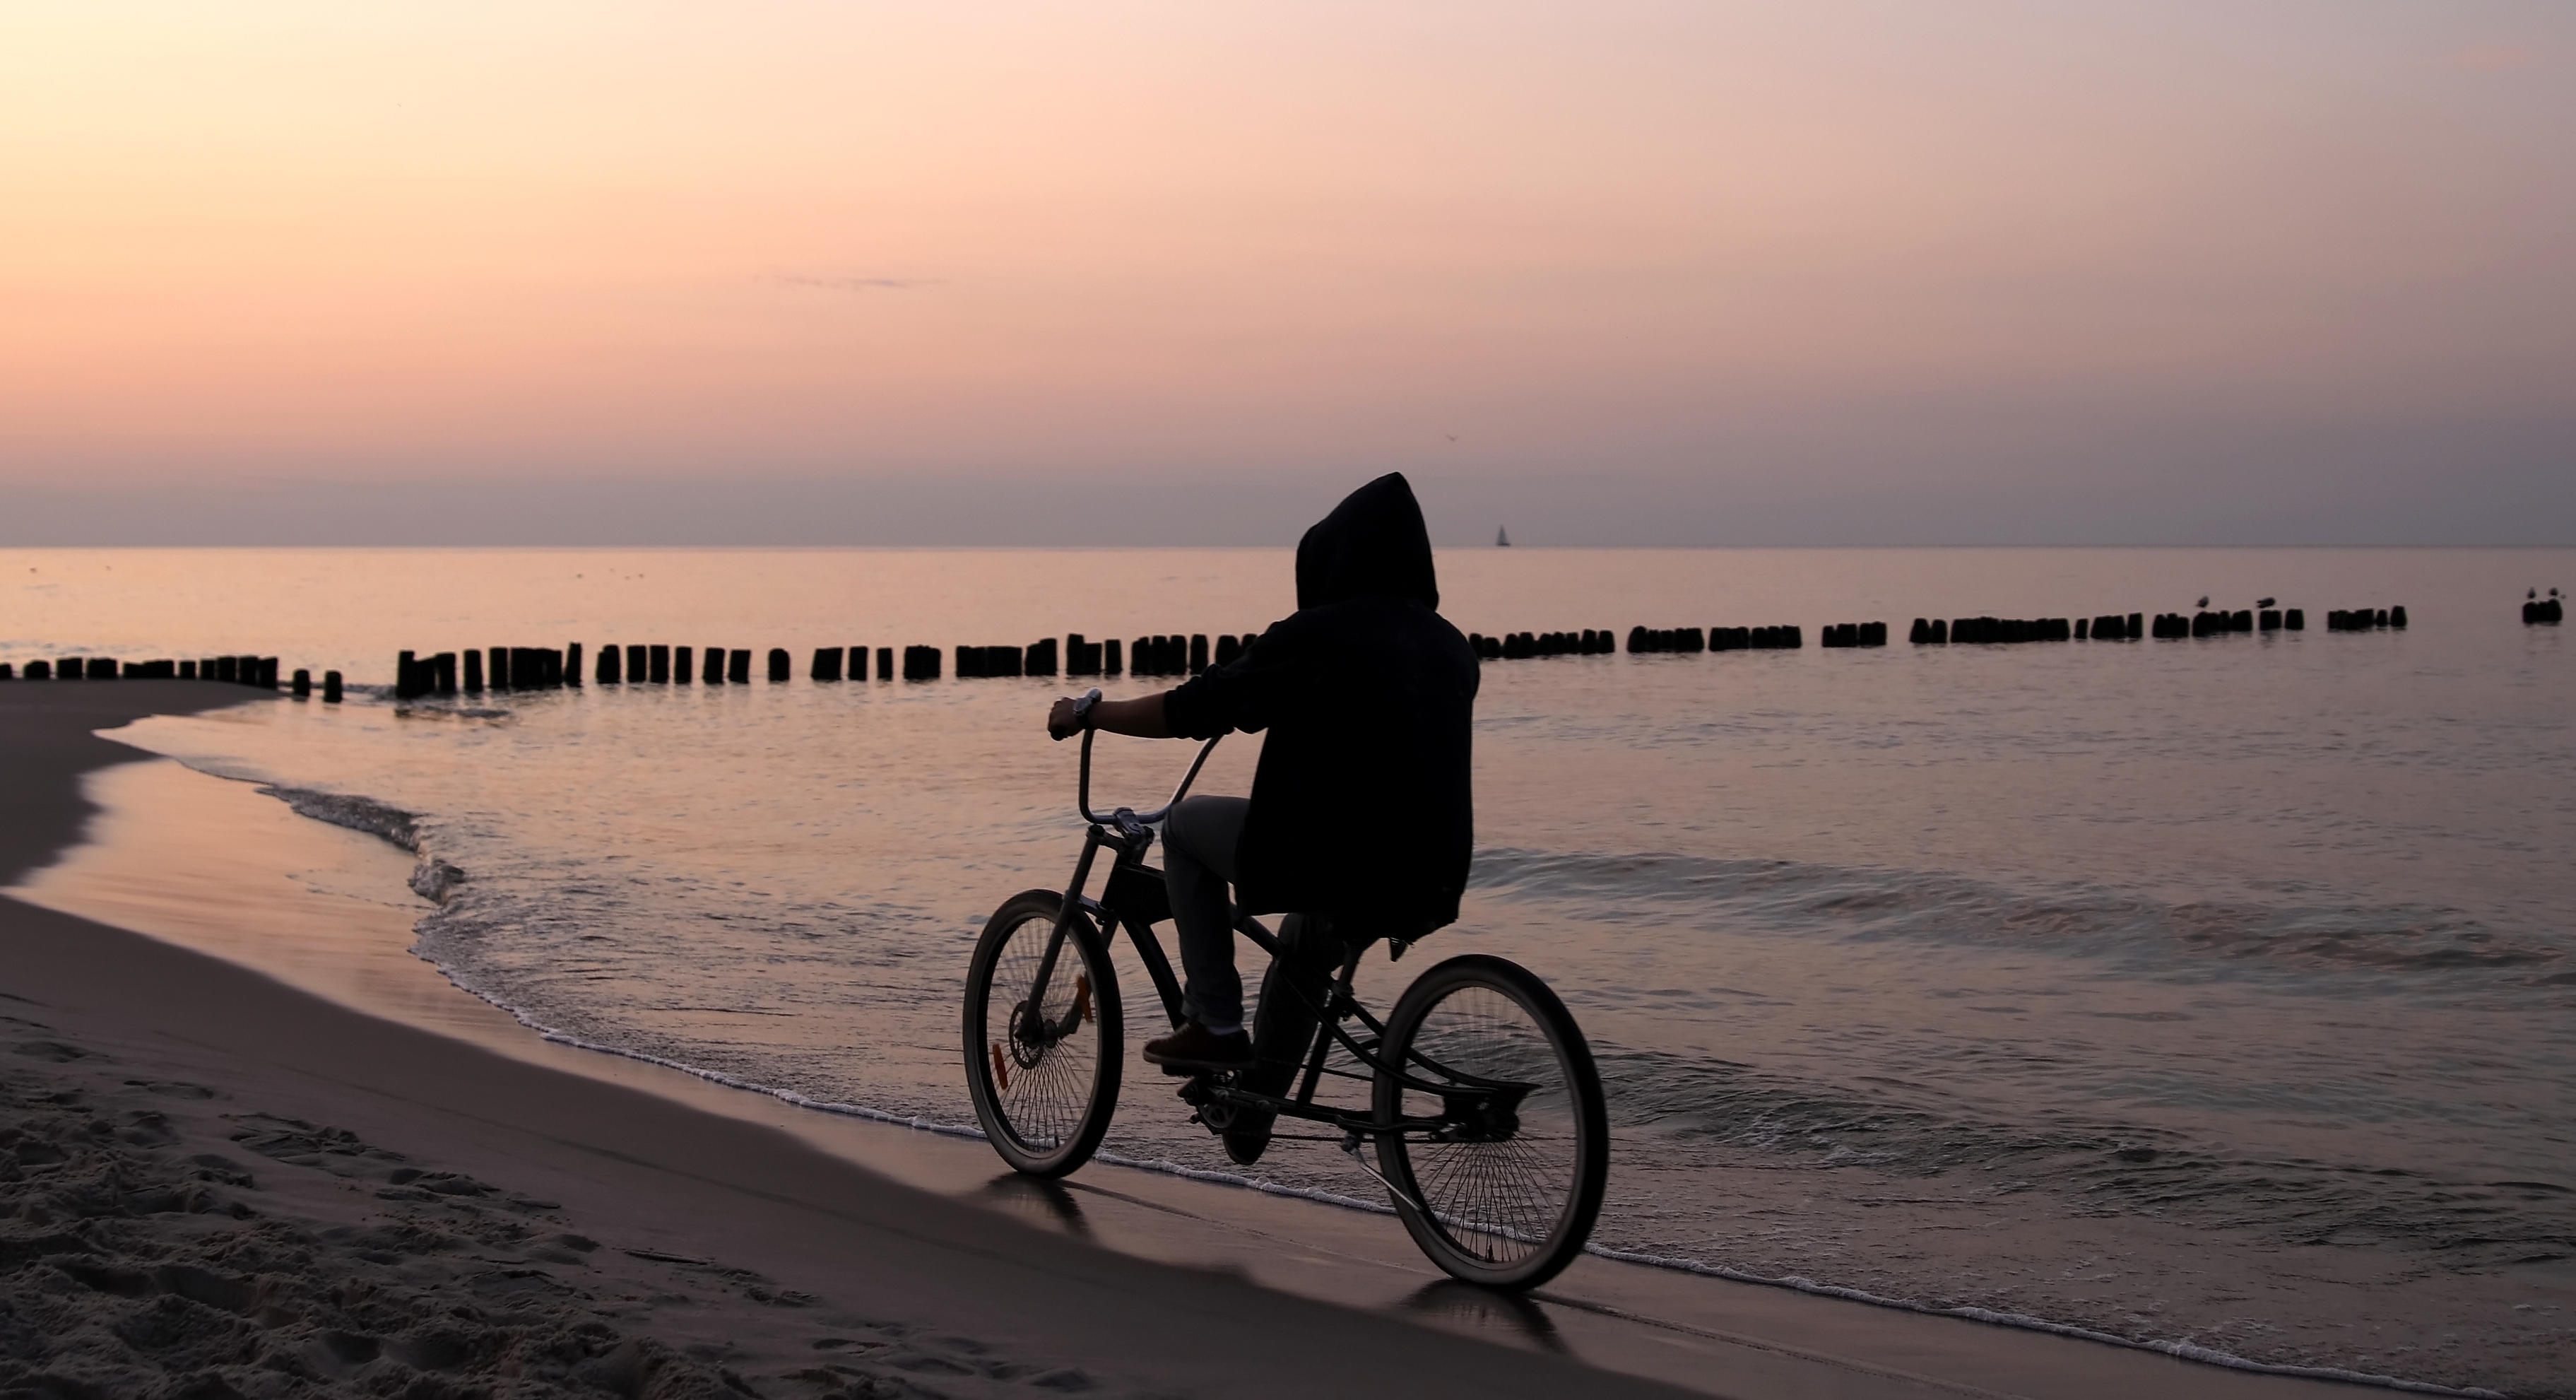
[387,633,1275,698]
[1607,626,1813,654]
[0,654,344,701]
[390,606,2423,697]
[1482,607,2420,656]
[0,594,2469,702]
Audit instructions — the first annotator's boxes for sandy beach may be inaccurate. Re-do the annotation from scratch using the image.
[0,682,2512,1399]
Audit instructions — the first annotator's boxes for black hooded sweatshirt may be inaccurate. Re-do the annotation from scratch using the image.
[1162,473,1479,932]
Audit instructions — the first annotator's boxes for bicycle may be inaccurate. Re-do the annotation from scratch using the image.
[962,705,1609,1288]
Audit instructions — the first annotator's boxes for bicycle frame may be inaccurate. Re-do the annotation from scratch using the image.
[1019,727,1530,1147]
[1013,726,1217,1058]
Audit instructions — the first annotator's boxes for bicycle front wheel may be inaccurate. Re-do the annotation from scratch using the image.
[963,890,1123,1176]
[1373,954,1607,1289]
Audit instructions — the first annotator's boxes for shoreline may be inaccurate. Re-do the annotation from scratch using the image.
[0,683,2450,1397]
[0,683,1692,1399]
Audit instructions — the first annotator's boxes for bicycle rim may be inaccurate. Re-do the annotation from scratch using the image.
[1375,955,1606,1288]
[964,893,1122,1175]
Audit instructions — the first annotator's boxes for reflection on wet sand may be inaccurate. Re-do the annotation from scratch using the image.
[1404,1280,1569,1355]
[6,757,524,1047]
[982,1173,1094,1240]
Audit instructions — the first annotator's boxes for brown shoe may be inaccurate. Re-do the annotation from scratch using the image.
[1142,1022,1252,1071]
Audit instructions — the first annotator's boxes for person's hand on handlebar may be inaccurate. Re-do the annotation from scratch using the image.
[1046,690,1097,740]
[1048,690,1173,741]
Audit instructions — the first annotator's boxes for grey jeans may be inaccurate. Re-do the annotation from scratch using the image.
[1162,794,1250,1030]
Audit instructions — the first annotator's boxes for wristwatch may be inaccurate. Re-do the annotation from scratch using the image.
[1071,688,1101,728]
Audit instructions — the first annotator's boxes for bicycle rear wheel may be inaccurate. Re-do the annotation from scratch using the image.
[1373,954,1607,1289]
[963,890,1123,1176]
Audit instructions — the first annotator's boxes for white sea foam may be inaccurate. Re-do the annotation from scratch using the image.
[403,914,1411,1228]
[403,943,993,1142]
[408,857,466,903]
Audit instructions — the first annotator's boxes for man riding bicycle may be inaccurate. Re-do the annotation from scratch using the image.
[998,478,1604,1273]
[1047,472,1479,1083]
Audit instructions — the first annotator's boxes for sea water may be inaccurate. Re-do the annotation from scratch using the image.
[6,546,2571,1392]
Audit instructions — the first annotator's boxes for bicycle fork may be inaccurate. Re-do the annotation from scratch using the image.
[1020,828,1111,1046]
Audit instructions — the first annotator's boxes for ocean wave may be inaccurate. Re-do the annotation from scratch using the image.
[408,857,466,903]
[256,784,420,852]
[1469,847,2568,980]
[1590,1044,2576,1269]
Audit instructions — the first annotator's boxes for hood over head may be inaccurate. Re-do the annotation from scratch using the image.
[1295,473,1439,611]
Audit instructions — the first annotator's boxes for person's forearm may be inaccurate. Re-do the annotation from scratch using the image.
[1090,693,1171,739]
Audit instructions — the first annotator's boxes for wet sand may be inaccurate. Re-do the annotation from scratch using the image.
[0,682,2452,1398]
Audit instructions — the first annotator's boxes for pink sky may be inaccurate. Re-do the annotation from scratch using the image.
[2,1,2570,542]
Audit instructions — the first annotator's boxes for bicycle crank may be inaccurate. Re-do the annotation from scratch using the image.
[1176,1073,1241,1133]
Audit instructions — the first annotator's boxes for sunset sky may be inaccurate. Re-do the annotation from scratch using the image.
[4,1,2570,544]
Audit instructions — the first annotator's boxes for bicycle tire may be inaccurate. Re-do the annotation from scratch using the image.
[1372,953,1607,1289]
[962,890,1123,1176]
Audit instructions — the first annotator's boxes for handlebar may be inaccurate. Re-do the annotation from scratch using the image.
[1077,724,1223,828]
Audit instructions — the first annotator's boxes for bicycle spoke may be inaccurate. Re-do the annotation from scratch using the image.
[1393,982,1582,1270]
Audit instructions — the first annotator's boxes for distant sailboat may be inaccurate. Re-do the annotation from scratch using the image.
[1496,526,1511,547]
